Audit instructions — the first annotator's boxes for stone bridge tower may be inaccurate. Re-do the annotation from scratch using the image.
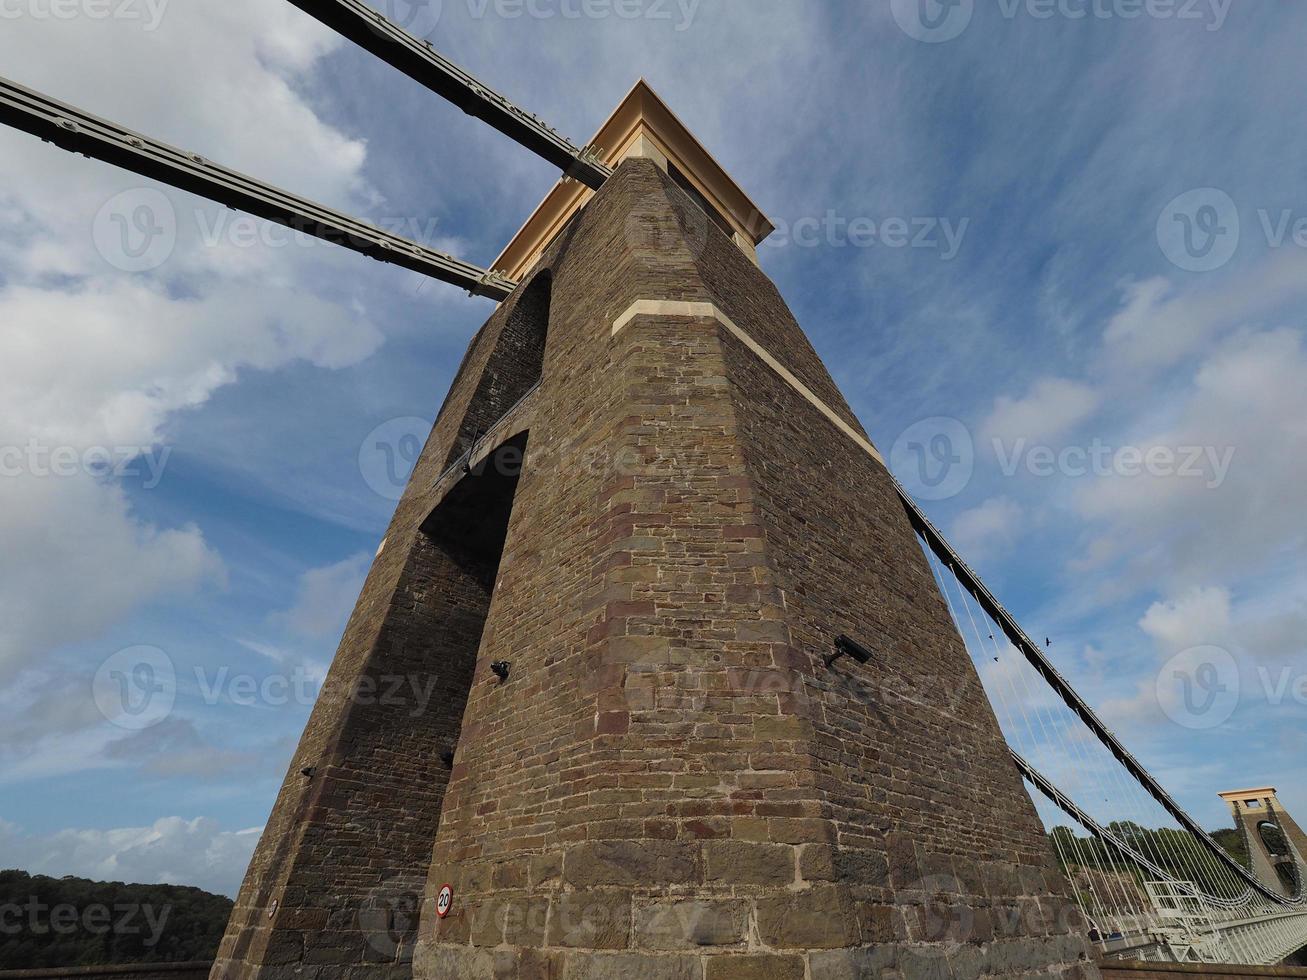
[214,81,1098,980]
[1219,787,1307,899]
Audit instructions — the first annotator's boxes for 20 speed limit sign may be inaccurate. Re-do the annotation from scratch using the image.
[436,884,454,919]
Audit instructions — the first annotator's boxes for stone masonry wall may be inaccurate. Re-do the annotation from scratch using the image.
[212,255,553,979]
[411,160,1098,977]
[218,157,1099,979]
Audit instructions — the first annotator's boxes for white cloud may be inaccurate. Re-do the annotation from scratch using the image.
[277,552,373,639]
[1071,326,1307,588]
[1138,586,1233,654]
[1102,251,1307,375]
[0,816,261,899]
[951,496,1023,558]
[0,6,386,683]
[983,377,1100,446]
[102,719,271,780]
[0,478,222,681]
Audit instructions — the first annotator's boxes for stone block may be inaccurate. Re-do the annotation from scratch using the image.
[703,954,805,980]
[704,840,794,886]
[634,898,749,949]
[565,840,702,887]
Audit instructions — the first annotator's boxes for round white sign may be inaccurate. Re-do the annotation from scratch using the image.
[436,884,453,919]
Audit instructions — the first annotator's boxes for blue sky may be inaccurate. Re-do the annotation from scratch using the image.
[0,0,1304,898]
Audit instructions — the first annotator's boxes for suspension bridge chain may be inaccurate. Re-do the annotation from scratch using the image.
[284,0,613,189]
[0,75,519,300]
[893,476,1307,965]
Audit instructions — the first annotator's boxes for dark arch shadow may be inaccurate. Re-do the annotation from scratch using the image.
[1258,820,1301,896]
[444,272,550,469]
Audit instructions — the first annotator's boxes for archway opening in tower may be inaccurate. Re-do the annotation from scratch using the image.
[445,271,550,469]
[1257,820,1301,895]
[323,432,529,967]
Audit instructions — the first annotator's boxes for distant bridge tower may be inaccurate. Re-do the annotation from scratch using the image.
[1219,787,1307,899]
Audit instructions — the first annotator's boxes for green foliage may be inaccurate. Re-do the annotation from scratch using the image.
[0,869,232,969]
[1046,823,1255,899]
[1209,827,1251,869]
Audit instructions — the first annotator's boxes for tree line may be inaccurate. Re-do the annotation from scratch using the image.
[0,870,232,969]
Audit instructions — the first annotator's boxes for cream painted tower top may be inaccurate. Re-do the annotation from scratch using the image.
[1219,787,1283,815]
[493,79,775,280]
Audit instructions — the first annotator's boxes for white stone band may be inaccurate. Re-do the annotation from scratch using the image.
[612,300,884,466]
